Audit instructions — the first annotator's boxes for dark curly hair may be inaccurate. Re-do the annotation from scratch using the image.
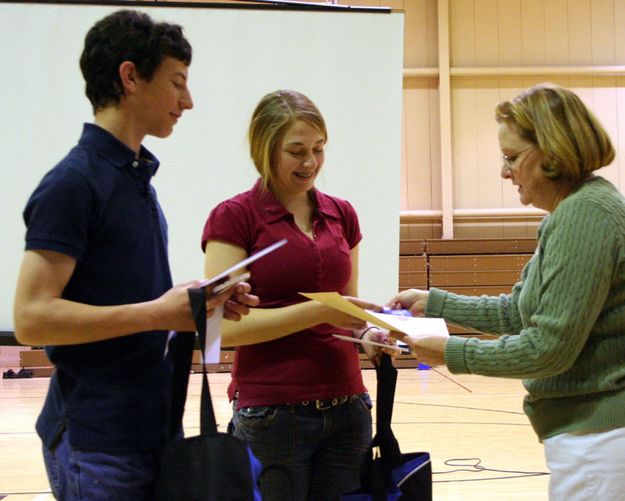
[79,10,192,112]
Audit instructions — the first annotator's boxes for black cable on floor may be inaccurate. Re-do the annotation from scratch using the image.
[432,457,549,483]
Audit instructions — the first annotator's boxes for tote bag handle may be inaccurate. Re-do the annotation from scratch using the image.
[168,287,218,440]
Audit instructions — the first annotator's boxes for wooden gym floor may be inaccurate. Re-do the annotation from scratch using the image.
[0,367,549,500]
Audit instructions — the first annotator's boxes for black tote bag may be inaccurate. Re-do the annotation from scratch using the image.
[155,287,263,501]
[342,354,432,501]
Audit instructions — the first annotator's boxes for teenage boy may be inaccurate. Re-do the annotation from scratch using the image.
[13,10,256,500]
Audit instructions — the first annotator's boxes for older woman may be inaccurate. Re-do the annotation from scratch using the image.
[390,83,625,500]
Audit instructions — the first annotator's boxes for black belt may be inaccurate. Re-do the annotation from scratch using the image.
[284,394,363,411]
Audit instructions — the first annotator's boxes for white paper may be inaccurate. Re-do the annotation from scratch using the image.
[202,304,224,364]
[365,311,449,338]
[200,239,287,288]
[300,292,449,339]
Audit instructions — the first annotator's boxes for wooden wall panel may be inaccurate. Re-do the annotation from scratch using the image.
[592,80,621,186]
[403,0,435,67]
[428,79,442,210]
[390,0,441,214]
[425,0,439,67]
[473,0,498,66]
[447,0,623,67]
[567,0,593,63]
[451,81,478,208]
[567,77,594,103]
[497,0,522,65]
[543,0,569,65]
[591,0,617,64]
[449,0,475,66]
[403,78,437,210]
[617,0,625,63]
[473,80,503,209]
[520,0,546,65]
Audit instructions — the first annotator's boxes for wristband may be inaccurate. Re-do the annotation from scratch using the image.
[358,326,378,339]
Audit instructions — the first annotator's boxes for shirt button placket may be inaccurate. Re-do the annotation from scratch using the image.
[313,241,322,290]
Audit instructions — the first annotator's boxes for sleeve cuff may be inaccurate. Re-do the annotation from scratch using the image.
[445,335,470,374]
[425,288,447,318]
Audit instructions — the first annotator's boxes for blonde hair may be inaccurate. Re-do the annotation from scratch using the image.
[248,90,327,190]
[495,83,614,180]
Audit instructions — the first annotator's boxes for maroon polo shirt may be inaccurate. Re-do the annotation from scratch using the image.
[201,179,367,407]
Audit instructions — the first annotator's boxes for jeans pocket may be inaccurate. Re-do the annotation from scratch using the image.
[235,405,278,431]
[350,395,373,451]
[233,406,294,466]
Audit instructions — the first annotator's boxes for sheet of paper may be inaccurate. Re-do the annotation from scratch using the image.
[300,292,449,338]
[202,304,224,364]
[365,311,449,338]
[200,238,287,288]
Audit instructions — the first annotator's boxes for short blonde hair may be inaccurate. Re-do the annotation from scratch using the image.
[495,83,614,180]
[248,90,327,190]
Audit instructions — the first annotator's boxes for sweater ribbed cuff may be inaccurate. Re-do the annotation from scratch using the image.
[445,336,470,374]
[425,288,447,318]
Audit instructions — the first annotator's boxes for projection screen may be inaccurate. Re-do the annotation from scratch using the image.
[0,0,404,331]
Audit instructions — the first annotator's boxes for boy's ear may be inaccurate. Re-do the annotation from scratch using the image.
[119,61,138,95]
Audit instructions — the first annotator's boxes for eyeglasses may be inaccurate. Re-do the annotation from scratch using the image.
[501,145,535,173]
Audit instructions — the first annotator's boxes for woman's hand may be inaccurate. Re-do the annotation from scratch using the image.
[390,331,446,367]
[386,289,429,317]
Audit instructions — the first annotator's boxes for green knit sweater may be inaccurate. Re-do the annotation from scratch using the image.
[426,176,625,441]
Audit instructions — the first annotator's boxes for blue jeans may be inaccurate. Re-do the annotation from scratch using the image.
[42,429,160,500]
[231,394,373,501]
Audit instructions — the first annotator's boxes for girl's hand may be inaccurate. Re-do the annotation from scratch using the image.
[357,325,398,367]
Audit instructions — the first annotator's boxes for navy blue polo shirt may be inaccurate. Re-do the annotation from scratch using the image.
[24,123,175,453]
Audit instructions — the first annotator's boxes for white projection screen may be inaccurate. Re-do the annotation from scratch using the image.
[0,1,404,332]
